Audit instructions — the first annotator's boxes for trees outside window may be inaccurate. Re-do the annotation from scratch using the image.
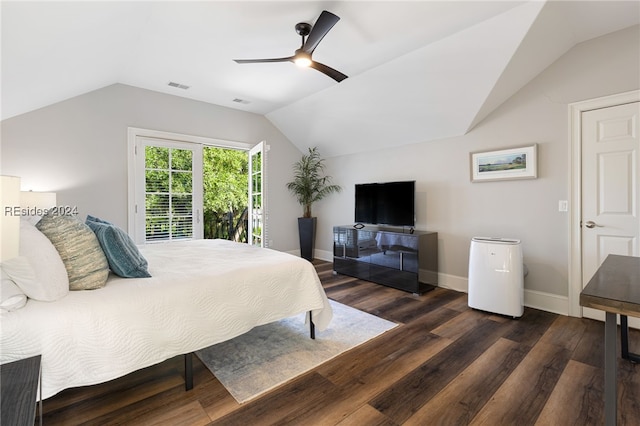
[202,146,248,242]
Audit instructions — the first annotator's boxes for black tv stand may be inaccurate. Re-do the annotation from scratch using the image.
[333,225,438,294]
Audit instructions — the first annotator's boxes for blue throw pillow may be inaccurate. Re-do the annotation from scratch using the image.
[85,215,151,278]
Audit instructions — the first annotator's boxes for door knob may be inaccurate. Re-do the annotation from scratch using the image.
[584,220,602,228]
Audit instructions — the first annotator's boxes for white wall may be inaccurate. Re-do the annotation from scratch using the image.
[315,25,639,310]
[0,83,304,252]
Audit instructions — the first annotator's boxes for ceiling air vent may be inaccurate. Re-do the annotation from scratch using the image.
[168,81,190,90]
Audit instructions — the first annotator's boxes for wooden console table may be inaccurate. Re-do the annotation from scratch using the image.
[580,254,640,426]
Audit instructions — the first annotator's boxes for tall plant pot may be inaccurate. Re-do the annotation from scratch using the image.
[297,217,317,261]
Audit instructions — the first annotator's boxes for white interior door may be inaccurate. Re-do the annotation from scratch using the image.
[581,101,640,324]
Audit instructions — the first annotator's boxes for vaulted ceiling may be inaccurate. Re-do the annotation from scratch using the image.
[2,1,638,157]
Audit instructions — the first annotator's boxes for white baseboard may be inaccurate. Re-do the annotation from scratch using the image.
[434,272,569,315]
[314,249,333,263]
[434,272,468,293]
[524,289,569,316]
[284,249,332,261]
[313,254,569,316]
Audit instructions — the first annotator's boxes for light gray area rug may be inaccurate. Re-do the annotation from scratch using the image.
[196,299,398,403]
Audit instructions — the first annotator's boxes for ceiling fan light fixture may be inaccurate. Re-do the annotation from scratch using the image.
[233,11,347,82]
[293,51,312,68]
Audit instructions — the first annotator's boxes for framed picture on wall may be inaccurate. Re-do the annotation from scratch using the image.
[470,144,537,182]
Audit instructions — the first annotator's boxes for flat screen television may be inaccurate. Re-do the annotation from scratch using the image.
[355,180,415,227]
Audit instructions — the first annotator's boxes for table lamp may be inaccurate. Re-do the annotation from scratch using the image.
[1,176,21,261]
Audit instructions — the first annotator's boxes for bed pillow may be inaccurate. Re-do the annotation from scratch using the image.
[17,220,69,300]
[0,270,28,312]
[36,213,109,290]
[85,215,151,278]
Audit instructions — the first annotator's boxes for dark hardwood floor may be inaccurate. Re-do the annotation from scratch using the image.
[39,261,640,425]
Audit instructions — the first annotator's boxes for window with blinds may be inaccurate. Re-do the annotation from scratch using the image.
[144,146,194,241]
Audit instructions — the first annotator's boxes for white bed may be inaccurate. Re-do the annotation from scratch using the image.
[0,239,332,399]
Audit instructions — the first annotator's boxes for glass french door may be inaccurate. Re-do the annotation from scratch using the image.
[248,142,267,247]
[133,137,203,243]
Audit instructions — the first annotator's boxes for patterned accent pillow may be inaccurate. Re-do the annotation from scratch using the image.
[85,215,151,278]
[36,213,109,290]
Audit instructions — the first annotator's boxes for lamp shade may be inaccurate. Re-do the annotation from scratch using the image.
[1,176,21,261]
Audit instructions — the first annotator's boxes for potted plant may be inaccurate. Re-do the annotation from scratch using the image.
[286,147,341,261]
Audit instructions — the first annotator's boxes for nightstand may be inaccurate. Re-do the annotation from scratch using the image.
[0,355,42,426]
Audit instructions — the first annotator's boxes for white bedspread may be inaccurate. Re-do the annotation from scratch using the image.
[0,239,332,399]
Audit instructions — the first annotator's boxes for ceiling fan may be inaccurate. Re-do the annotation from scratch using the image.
[233,10,348,83]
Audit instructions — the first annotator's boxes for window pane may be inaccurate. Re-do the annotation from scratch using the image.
[172,194,192,215]
[146,216,170,241]
[252,194,261,209]
[146,146,169,169]
[172,149,192,171]
[171,171,192,193]
[146,170,169,193]
[146,194,169,217]
[172,216,193,239]
[252,173,261,193]
[252,152,261,173]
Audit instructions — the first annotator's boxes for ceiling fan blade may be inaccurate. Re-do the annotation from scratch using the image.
[234,56,293,64]
[302,10,340,54]
[309,61,348,82]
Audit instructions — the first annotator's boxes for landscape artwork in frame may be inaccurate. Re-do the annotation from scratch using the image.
[470,144,537,182]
